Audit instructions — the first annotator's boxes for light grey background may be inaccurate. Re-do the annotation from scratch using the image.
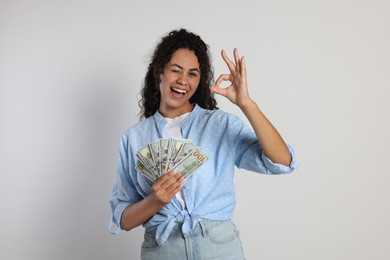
[1,0,389,259]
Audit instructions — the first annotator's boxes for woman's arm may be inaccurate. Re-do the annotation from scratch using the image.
[211,49,291,166]
[120,171,183,231]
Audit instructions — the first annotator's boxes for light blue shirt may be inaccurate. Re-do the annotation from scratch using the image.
[109,104,298,245]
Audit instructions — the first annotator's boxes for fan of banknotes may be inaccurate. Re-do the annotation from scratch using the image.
[136,138,208,182]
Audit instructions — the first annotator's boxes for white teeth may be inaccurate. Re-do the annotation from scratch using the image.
[172,87,187,94]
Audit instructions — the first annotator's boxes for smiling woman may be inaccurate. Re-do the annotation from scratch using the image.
[159,49,201,118]
[108,28,298,260]
[139,29,217,119]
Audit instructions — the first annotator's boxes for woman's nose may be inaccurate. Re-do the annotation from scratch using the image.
[177,73,188,86]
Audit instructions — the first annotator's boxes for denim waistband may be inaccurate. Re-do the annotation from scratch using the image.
[168,219,231,238]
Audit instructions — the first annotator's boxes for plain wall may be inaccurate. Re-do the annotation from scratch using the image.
[1,0,389,259]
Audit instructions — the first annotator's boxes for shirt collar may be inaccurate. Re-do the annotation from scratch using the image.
[153,104,203,138]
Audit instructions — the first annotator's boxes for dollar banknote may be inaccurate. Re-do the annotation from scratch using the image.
[136,138,208,182]
[137,144,157,177]
[136,159,156,181]
[169,148,208,180]
[159,139,169,174]
[148,141,160,175]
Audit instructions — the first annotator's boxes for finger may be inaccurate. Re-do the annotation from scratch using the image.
[163,172,182,188]
[166,176,184,196]
[153,171,171,189]
[211,74,231,96]
[210,85,228,97]
[157,170,175,183]
[221,49,236,73]
[154,171,178,190]
[170,183,184,196]
[241,56,247,80]
[160,174,183,197]
[233,48,241,73]
[214,74,231,87]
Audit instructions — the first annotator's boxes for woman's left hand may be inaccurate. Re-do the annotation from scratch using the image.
[210,48,252,107]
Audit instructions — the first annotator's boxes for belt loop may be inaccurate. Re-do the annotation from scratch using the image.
[198,219,207,237]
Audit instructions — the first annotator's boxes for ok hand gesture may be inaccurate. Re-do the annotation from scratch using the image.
[210,48,252,108]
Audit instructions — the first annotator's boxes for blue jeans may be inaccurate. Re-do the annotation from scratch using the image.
[141,219,246,260]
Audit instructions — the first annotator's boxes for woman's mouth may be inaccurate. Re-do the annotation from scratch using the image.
[171,87,188,96]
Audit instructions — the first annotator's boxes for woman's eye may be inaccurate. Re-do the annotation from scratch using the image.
[189,72,198,77]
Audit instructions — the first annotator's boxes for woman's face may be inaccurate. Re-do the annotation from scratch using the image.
[158,48,201,118]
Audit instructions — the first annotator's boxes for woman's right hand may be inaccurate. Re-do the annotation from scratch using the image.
[120,171,184,231]
[150,171,184,207]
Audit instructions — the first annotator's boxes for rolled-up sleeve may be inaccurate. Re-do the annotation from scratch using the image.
[233,116,298,175]
[108,135,142,234]
[261,143,298,174]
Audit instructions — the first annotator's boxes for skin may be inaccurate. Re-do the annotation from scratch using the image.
[158,48,201,118]
[120,48,199,231]
[120,48,291,231]
[210,48,292,166]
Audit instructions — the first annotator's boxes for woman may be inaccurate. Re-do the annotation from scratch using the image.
[109,29,298,259]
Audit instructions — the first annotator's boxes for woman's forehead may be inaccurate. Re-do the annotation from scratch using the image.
[168,49,200,69]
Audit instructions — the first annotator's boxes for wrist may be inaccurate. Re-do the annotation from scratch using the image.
[147,193,167,210]
[238,98,257,111]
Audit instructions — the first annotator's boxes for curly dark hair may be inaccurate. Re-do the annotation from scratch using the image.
[139,29,218,119]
